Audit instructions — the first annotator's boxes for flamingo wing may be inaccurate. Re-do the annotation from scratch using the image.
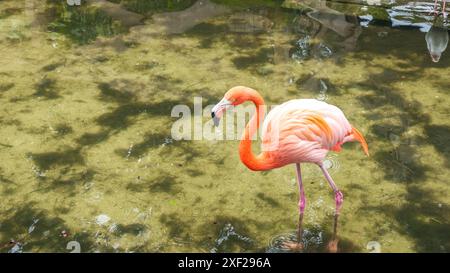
[261,99,354,167]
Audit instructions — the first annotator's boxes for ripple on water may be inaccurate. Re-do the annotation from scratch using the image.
[315,79,329,101]
[266,229,323,253]
[302,154,341,179]
[210,223,253,253]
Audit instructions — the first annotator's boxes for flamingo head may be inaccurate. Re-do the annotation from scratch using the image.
[211,86,260,127]
[211,96,233,127]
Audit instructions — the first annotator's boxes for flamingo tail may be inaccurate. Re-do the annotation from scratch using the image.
[351,126,369,156]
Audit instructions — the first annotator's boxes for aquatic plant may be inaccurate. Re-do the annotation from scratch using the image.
[47,2,124,45]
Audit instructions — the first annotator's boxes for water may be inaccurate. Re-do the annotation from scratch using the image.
[0,0,449,253]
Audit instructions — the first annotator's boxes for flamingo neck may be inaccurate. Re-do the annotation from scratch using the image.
[238,91,272,171]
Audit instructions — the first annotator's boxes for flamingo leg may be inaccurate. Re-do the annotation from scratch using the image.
[282,163,306,252]
[319,163,343,215]
[443,0,447,19]
[431,0,440,16]
[318,163,343,253]
[295,163,306,244]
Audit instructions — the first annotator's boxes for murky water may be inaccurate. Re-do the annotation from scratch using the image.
[0,0,449,253]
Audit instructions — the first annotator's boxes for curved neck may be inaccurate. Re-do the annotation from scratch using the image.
[238,89,272,171]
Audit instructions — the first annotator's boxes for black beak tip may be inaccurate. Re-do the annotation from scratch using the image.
[211,112,215,118]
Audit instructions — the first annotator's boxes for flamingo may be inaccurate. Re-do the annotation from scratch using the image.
[211,86,369,252]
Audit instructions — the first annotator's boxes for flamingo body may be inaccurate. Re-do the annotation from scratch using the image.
[260,99,360,167]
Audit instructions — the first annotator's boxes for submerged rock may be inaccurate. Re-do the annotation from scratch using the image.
[95,214,111,226]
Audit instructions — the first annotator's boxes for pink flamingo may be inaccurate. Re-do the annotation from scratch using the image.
[211,86,369,252]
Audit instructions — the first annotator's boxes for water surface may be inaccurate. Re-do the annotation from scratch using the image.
[0,0,449,253]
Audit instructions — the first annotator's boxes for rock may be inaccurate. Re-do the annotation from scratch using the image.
[95,214,111,226]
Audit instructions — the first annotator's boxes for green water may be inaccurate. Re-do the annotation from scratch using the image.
[0,0,449,253]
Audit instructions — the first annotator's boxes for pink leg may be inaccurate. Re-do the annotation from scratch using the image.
[432,0,439,15]
[295,163,305,243]
[443,0,447,19]
[319,163,342,253]
[283,163,306,251]
[318,163,343,215]
[296,163,306,214]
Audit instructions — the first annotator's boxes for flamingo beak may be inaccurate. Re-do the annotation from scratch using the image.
[211,98,232,127]
[211,111,221,127]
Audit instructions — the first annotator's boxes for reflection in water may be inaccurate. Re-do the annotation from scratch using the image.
[150,0,229,34]
[289,0,362,54]
[425,18,449,62]
[384,1,449,62]
[431,0,448,17]
[388,1,437,32]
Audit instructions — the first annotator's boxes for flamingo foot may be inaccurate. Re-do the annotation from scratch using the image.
[327,238,339,253]
[282,241,304,252]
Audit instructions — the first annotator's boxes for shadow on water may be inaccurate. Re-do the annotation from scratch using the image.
[424,125,450,168]
[113,0,197,15]
[41,62,65,72]
[0,168,16,195]
[158,214,258,252]
[126,173,181,195]
[255,192,281,207]
[361,187,450,252]
[114,132,169,158]
[0,83,14,92]
[232,47,274,70]
[33,78,60,99]
[28,148,84,171]
[346,58,449,252]
[113,223,147,236]
[0,7,24,19]
[0,202,96,253]
[0,201,154,252]
[23,72,215,197]
[52,124,74,137]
